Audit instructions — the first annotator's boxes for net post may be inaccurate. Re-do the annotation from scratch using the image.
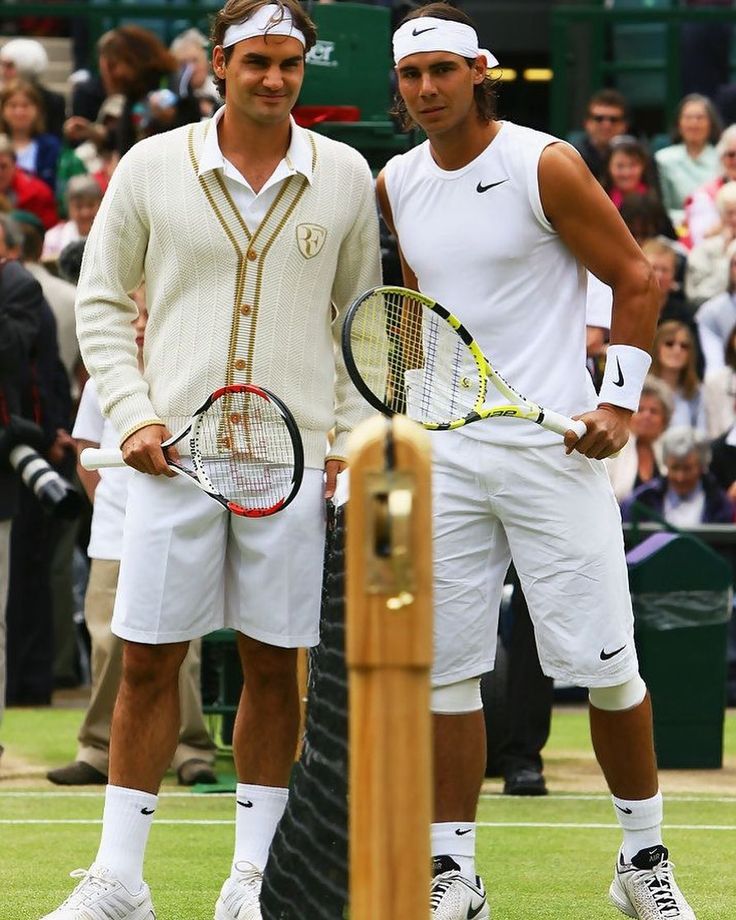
[346,414,433,919]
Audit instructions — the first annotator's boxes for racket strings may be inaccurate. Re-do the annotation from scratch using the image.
[194,391,296,512]
[350,291,481,424]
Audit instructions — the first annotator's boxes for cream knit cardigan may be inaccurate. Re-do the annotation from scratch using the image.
[75,120,382,467]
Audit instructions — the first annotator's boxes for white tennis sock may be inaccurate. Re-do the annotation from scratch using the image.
[233,783,289,873]
[95,784,158,894]
[612,791,663,862]
[431,821,476,882]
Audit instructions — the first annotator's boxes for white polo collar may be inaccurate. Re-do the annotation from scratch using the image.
[198,105,313,184]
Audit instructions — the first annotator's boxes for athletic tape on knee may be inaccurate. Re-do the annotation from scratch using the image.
[588,675,647,712]
[431,678,483,714]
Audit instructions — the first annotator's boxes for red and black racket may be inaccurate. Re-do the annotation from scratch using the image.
[80,384,304,517]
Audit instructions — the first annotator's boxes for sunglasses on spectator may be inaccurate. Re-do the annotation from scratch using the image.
[589,114,624,123]
[662,340,690,350]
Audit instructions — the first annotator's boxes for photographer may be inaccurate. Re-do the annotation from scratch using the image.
[0,227,43,760]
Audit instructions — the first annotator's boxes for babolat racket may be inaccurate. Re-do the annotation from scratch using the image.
[342,286,588,439]
[80,384,304,517]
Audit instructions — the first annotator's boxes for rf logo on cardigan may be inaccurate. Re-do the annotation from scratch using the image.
[296,223,327,259]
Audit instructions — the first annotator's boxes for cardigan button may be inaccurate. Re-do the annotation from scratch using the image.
[240,303,252,316]
[234,358,246,371]
[247,249,258,261]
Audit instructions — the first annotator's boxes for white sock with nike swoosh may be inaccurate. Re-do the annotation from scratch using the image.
[233,783,289,873]
[611,790,663,862]
[431,821,476,882]
[95,784,158,893]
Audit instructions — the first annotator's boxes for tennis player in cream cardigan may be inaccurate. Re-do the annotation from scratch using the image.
[45,3,381,919]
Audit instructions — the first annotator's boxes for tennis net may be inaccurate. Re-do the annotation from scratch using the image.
[261,502,348,920]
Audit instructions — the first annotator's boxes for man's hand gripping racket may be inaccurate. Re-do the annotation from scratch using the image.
[80,384,304,517]
[342,286,587,444]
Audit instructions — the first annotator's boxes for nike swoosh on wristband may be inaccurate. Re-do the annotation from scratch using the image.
[600,645,626,661]
[455,828,473,836]
[613,357,625,387]
[140,807,155,815]
[615,804,633,815]
[237,800,254,808]
[476,179,508,193]
[412,26,437,36]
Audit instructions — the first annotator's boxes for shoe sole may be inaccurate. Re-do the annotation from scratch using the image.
[214,896,262,920]
[608,878,638,918]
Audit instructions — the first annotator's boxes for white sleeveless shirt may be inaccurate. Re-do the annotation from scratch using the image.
[383,120,598,447]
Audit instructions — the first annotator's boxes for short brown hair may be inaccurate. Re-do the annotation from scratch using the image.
[391,1,498,131]
[210,0,317,97]
[0,78,45,136]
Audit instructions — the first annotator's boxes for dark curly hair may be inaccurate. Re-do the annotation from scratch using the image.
[390,2,498,131]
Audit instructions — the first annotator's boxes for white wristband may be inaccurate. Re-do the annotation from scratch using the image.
[597,344,652,412]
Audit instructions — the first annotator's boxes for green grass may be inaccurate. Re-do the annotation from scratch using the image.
[2,706,735,919]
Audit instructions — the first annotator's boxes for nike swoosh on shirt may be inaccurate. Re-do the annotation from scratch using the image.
[600,645,626,661]
[476,179,508,193]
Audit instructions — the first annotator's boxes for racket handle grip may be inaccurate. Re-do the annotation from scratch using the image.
[80,447,126,470]
[541,410,587,440]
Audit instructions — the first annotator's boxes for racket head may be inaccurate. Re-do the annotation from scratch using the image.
[187,384,304,517]
[342,286,487,429]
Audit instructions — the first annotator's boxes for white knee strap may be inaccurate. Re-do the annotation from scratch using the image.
[431,678,483,715]
[588,675,647,712]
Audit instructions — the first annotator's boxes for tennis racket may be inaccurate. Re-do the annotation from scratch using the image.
[342,286,588,440]
[80,384,304,517]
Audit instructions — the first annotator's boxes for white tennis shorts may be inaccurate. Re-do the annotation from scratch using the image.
[112,468,326,646]
[431,431,638,688]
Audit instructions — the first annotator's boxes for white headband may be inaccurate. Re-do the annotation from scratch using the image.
[223,3,306,50]
[392,17,498,69]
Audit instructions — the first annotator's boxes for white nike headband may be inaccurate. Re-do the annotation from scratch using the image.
[392,18,498,68]
[223,3,306,50]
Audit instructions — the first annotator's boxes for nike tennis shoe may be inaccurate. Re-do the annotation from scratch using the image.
[215,861,263,920]
[40,863,155,919]
[609,845,696,919]
[431,855,490,919]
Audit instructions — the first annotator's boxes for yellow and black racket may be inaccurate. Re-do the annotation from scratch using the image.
[342,286,587,440]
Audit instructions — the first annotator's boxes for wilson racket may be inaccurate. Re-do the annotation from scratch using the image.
[80,384,304,517]
[342,286,588,439]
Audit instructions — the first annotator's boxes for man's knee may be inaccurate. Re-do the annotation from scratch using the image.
[122,640,189,690]
[238,635,297,690]
[431,678,483,715]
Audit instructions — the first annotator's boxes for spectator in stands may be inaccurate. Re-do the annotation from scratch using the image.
[47,297,217,788]
[685,182,736,307]
[702,321,736,439]
[13,210,79,388]
[619,191,677,245]
[602,136,659,211]
[170,28,220,119]
[650,320,708,431]
[695,242,736,376]
[622,426,734,527]
[573,88,629,180]
[0,134,57,230]
[605,376,674,504]
[0,38,65,140]
[64,25,201,160]
[654,94,721,219]
[0,219,44,763]
[41,174,102,265]
[681,0,733,104]
[0,79,61,193]
[684,123,736,248]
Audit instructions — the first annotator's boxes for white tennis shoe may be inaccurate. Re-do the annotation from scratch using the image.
[40,863,155,919]
[609,845,696,919]
[431,856,490,919]
[214,862,263,920]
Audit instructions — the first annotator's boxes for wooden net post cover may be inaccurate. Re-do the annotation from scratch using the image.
[346,414,433,920]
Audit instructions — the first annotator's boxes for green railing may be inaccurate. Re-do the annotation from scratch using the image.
[550,4,736,137]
